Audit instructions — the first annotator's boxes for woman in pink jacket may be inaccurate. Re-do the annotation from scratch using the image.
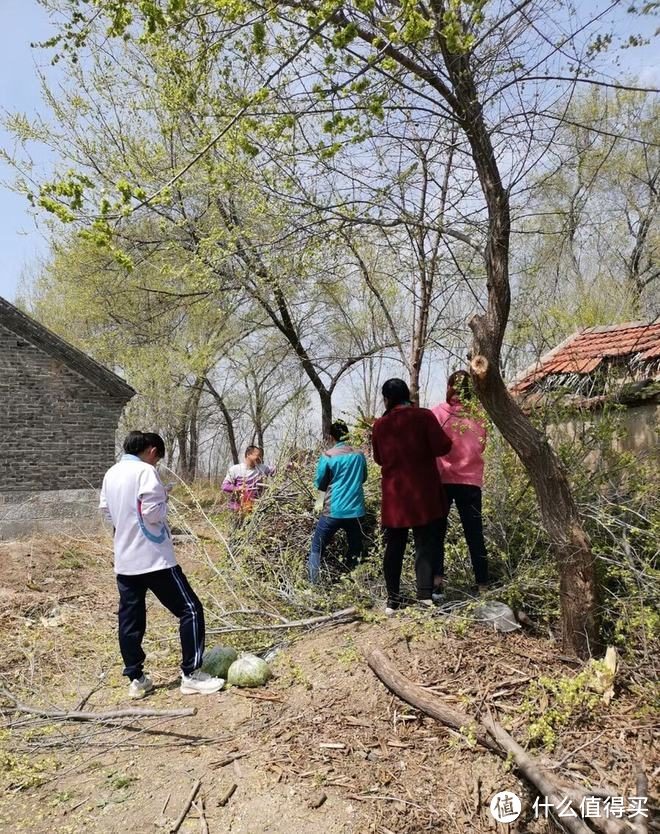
[431,370,489,596]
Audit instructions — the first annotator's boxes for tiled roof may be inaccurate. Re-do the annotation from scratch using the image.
[0,296,136,401]
[511,322,660,393]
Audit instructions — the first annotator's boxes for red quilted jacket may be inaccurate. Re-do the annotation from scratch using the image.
[372,404,452,528]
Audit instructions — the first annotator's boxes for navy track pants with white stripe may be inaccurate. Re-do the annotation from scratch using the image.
[116,566,205,679]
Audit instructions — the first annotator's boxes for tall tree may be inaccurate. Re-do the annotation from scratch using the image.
[16,0,660,655]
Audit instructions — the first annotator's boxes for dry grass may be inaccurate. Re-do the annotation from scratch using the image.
[0,525,657,833]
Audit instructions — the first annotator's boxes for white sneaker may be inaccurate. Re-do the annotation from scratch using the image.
[431,590,445,603]
[128,674,154,699]
[418,599,434,609]
[385,606,397,617]
[180,669,225,695]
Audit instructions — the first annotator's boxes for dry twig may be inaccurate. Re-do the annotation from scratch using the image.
[367,650,635,834]
[206,606,359,635]
[194,797,209,834]
[632,766,649,834]
[170,779,201,834]
[0,688,196,723]
[217,783,237,806]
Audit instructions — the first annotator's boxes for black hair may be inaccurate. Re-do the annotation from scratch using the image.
[245,445,263,457]
[330,420,349,442]
[123,431,165,459]
[142,432,166,459]
[382,378,411,408]
[123,430,147,455]
[447,370,474,401]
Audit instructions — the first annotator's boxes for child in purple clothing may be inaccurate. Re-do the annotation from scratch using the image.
[431,371,489,595]
[221,445,275,516]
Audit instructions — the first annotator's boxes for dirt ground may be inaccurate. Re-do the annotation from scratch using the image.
[0,536,657,834]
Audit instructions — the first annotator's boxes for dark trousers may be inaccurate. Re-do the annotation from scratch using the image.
[308,516,364,583]
[383,519,441,608]
[436,484,489,585]
[116,566,205,680]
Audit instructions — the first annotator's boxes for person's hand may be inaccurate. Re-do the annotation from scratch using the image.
[314,497,324,514]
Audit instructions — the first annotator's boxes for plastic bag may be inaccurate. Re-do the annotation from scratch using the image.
[474,601,520,633]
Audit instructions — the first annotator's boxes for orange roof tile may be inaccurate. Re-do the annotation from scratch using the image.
[511,322,660,392]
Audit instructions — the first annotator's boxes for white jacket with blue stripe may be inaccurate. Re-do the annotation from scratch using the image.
[99,454,176,575]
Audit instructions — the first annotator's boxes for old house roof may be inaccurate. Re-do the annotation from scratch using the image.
[0,296,136,401]
[510,322,660,395]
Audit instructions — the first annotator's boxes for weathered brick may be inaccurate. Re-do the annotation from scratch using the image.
[0,299,135,504]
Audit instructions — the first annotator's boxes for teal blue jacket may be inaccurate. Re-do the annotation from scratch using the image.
[315,442,367,518]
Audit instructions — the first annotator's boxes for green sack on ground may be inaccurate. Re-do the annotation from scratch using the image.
[227,653,272,688]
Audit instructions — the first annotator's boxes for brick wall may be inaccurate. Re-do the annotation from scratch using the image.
[0,322,128,492]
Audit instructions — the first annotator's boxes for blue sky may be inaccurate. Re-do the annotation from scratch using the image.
[0,0,56,301]
[0,2,658,303]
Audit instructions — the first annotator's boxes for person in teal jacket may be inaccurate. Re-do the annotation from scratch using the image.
[308,420,368,583]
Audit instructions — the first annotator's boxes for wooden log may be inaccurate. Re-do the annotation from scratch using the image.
[366,650,500,753]
[483,719,629,834]
[367,650,629,834]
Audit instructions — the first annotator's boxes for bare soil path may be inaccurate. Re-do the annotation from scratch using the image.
[0,538,656,833]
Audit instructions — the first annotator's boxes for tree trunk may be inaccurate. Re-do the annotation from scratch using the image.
[185,377,204,481]
[469,353,600,657]
[165,432,176,470]
[319,389,333,440]
[215,202,337,440]
[176,428,189,478]
[438,38,600,658]
[253,395,265,450]
[204,377,240,464]
[188,410,199,480]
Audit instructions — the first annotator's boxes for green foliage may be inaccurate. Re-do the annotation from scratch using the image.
[336,637,361,666]
[0,747,58,791]
[523,670,600,750]
[483,403,659,655]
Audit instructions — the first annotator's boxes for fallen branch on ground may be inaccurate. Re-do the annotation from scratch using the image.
[632,767,648,834]
[0,688,196,723]
[217,782,237,806]
[75,678,106,711]
[367,650,634,834]
[232,690,285,703]
[193,797,209,834]
[365,652,500,753]
[206,606,359,634]
[170,779,201,834]
[210,751,251,769]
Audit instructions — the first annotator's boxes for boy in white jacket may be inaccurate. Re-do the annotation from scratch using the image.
[100,431,223,698]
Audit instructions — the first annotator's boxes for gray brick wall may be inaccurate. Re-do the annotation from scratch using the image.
[0,322,128,492]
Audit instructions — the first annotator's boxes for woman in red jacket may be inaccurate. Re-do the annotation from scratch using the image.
[371,378,452,613]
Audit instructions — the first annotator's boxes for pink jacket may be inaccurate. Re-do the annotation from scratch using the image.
[431,401,486,487]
